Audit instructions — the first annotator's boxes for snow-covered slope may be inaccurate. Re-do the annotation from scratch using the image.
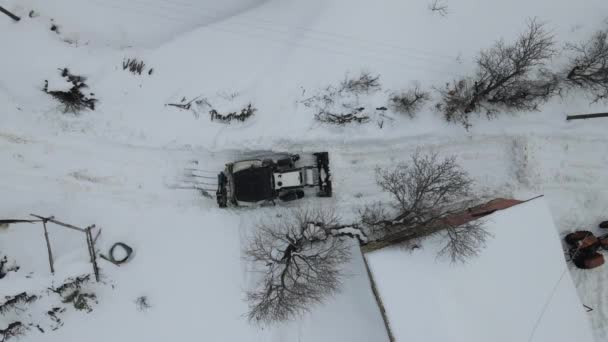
[1,0,608,340]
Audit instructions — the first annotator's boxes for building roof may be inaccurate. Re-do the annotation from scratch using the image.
[363,197,594,342]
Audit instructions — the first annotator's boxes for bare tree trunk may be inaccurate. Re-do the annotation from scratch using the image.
[86,226,100,282]
[42,220,55,274]
[0,6,20,22]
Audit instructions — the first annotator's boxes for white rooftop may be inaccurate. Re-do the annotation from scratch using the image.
[365,197,594,342]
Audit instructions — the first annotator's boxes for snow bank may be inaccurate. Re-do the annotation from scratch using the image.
[365,198,594,342]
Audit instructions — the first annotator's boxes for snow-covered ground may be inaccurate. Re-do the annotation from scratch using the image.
[1,0,608,340]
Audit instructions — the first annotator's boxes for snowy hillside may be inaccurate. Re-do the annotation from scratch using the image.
[1,0,608,341]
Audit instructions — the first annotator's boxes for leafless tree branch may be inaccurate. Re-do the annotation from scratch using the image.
[245,208,364,323]
[436,19,558,128]
[437,220,492,263]
[564,29,608,103]
[361,151,489,262]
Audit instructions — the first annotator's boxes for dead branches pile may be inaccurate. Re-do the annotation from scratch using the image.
[49,275,97,312]
[389,85,431,117]
[122,58,151,75]
[0,293,37,315]
[44,68,97,113]
[209,103,256,123]
[304,71,381,125]
[0,322,25,342]
[314,107,370,124]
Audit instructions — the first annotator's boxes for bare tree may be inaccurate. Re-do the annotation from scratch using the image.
[245,208,365,323]
[375,151,473,226]
[436,19,558,128]
[389,84,431,117]
[361,151,489,262]
[564,29,608,103]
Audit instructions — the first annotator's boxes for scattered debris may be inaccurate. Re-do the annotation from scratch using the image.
[47,307,65,331]
[314,108,370,124]
[428,0,448,16]
[135,296,151,312]
[49,275,91,297]
[166,96,201,111]
[122,58,147,75]
[62,291,97,313]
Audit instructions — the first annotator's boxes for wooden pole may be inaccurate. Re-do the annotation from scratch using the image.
[566,112,608,121]
[30,214,86,232]
[86,226,100,282]
[31,214,100,281]
[42,220,55,274]
[0,6,20,21]
[93,227,102,244]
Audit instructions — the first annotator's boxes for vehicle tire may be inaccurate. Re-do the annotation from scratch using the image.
[279,190,305,202]
[318,180,332,197]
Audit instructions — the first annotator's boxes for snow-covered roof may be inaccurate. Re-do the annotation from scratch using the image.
[364,197,594,342]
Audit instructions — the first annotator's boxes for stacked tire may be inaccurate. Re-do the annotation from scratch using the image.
[565,231,605,269]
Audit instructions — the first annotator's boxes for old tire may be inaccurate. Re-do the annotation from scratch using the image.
[565,231,594,246]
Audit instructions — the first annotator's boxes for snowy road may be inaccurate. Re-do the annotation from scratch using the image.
[2,126,607,339]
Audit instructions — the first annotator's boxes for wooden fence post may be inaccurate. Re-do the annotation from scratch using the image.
[0,6,20,21]
[566,112,608,121]
[42,219,55,274]
[86,226,100,282]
